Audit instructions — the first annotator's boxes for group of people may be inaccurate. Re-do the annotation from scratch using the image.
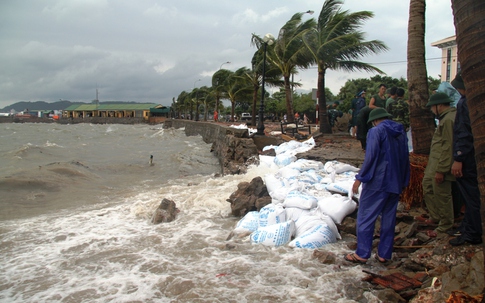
[344,73,482,265]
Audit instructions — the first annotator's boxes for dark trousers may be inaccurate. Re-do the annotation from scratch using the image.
[456,175,482,240]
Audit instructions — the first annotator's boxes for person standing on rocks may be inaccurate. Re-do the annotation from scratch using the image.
[448,73,483,246]
[419,93,456,237]
[344,108,410,264]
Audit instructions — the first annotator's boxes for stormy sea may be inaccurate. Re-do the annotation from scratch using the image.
[0,123,370,303]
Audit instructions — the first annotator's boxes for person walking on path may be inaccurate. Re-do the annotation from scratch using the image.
[448,73,483,246]
[369,84,387,109]
[344,108,410,264]
[420,93,457,237]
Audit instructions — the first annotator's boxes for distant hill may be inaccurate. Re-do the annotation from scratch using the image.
[0,101,81,112]
[1,101,144,112]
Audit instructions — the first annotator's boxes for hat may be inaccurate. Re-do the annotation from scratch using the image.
[426,92,452,107]
[357,90,366,96]
[367,108,392,123]
[451,73,465,90]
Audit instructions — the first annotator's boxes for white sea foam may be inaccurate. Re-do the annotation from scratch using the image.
[0,123,378,302]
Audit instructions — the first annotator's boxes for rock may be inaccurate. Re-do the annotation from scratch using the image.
[312,249,337,264]
[226,176,270,217]
[151,198,179,224]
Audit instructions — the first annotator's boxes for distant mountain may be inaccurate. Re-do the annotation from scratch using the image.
[1,101,145,112]
[0,101,82,112]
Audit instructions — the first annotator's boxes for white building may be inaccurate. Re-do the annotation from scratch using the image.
[431,35,459,82]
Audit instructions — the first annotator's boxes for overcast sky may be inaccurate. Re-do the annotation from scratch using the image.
[0,0,455,108]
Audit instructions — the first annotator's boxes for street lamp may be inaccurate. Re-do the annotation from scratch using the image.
[220,61,231,70]
[194,79,201,121]
[256,33,275,136]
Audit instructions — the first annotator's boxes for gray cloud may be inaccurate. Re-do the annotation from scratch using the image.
[0,0,455,108]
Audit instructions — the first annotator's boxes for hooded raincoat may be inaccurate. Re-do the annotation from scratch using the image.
[355,119,410,260]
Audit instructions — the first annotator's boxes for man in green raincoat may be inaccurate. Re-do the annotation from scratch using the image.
[420,93,456,236]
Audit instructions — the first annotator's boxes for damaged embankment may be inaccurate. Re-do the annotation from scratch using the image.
[163,119,282,175]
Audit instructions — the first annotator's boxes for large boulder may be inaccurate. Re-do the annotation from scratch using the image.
[226,176,271,217]
[151,198,179,224]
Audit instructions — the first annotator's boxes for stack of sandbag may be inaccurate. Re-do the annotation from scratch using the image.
[232,138,361,249]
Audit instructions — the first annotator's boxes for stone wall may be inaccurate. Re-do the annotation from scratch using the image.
[163,119,279,175]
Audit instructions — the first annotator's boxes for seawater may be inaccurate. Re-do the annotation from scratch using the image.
[0,123,370,303]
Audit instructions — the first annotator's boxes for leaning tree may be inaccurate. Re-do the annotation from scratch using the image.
[303,0,387,133]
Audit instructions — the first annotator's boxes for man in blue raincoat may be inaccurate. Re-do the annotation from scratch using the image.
[344,108,410,264]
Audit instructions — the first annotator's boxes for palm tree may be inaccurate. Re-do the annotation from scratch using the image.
[224,68,253,122]
[212,69,232,118]
[244,45,284,126]
[451,0,485,285]
[176,91,190,119]
[407,0,435,154]
[262,12,316,123]
[303,0,388,133]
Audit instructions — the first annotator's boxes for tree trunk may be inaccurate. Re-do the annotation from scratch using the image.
[451,0,485,296]
[407,0,435,154]
[318,68,332,133]
[284,75,295,123]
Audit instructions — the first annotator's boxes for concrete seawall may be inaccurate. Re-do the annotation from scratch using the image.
[163,119,282,175]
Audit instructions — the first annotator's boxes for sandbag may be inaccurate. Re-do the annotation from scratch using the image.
[311,211,341,239]
[285,207,311,223]
[317,194,357,224]
[326,180,354,195]
[277,167,300,179]
[233,211,259,234]
[324,161,360,174]
[258,204,286,228]
[264,174,286,195]
[274,154,297,167]
[283,190,318,210]
[288,224,337,249]
[293,214,326,237]
[259,155,276,168]
[287,159,324,172]
[250,220,295,247]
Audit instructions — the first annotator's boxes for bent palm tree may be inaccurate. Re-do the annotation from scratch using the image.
[212,69,232,117]
[246,42,284,126]
[303,0,388,133]
[264,13,316,123]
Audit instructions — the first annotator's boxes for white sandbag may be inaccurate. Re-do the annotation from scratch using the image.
[310,210,341,239]
[258,204,286,228]
[283,190,318,210]
[287,159,324,171]
[288,224,337,249]
[317,194,357,224]
[301,169,324,183]
[250,220,296,247]
[277,167,300,179]
[326,180,355,195]
[274,154,297,167]
[259,155,276,168]
[275,140,301,155]
[324,161,360,174]
[264,174,286,195]
[285,207,311,223]
[293,214,326,237]
[233,211,260,234]
[262,145,278,152]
